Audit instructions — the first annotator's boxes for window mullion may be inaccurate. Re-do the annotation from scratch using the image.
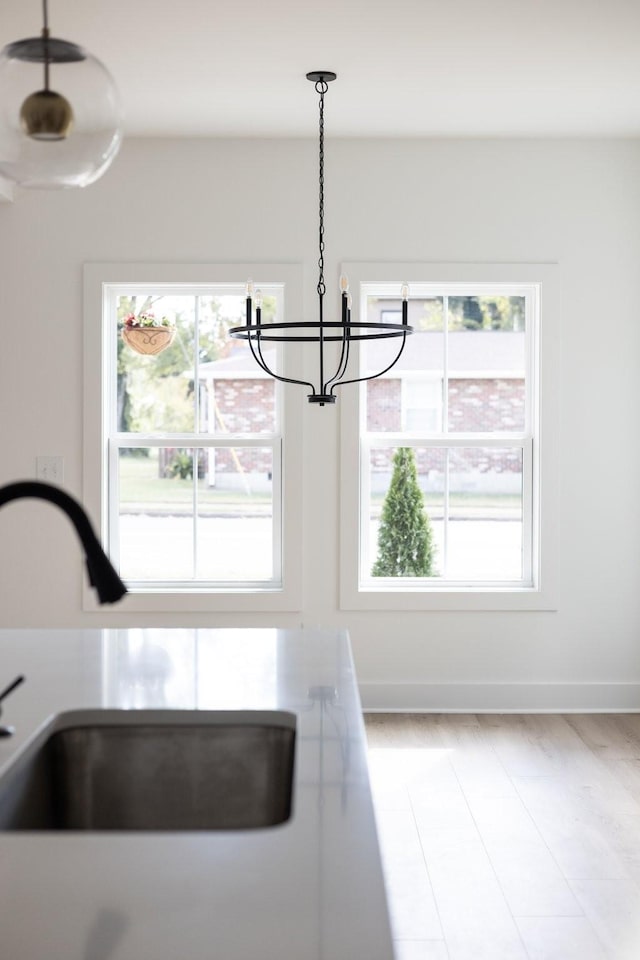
[443,294,449,435]
[360,438,372,584]
[112,433,277,447]
[192,449,198,580]
[522,439,534,585]
[108,440,120,570]
[194,294,201,434]
[273,438,282,582]
[193,295,200,580]
[443,447,450,579]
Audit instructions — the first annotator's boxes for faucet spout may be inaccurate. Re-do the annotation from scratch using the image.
[0,481,127,604]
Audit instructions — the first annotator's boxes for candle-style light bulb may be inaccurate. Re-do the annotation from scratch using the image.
[339,274,349,294]
[401,283,409,326]
[245,279,253,326]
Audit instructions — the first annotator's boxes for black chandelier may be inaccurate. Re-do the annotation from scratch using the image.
[229,71,413,406]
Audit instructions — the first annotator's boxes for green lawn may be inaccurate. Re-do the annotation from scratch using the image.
[119,454,519,517]
[118,454,271,513]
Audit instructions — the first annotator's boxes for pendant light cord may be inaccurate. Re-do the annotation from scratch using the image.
[42,0,50,90]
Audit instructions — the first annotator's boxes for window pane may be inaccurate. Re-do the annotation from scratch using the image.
[197,448,274,581]
[366,446,523,582]
[117,447,194,581]
[117,446,275,583]
[198,295,276,434]
[403,377,443,432]
[447,447,523,580]
[365,296,444,432]
[118,295,196,434]
[367,447,445,578]
[447,296,526,433]
[447,295,525,333]
[366,378,402,432]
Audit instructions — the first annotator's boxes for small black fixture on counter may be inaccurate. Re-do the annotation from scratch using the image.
[0,481,127,604]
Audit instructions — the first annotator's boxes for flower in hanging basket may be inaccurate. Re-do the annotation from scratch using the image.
[121,312,176,355]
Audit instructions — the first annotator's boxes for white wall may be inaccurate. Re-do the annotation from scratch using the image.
[1,137,640,709]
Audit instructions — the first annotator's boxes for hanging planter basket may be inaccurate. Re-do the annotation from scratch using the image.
[122,326,176,356]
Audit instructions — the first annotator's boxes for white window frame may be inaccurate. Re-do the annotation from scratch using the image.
[83,262,304,614]
[339,262,560,612]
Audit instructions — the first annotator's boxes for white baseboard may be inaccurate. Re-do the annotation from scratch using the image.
[359,681,640,713]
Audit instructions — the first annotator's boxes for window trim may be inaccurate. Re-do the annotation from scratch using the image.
[83,262,304,613]
[339,261,560,612]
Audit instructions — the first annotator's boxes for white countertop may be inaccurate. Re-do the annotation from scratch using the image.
[0,628,394,960]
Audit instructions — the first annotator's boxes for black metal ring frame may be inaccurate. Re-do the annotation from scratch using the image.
[228,320,410,343]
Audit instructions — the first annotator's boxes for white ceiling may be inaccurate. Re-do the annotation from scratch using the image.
[3,0,640,138]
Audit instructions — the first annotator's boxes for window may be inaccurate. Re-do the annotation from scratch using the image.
[84,263,303,613]
[340,262,559,611]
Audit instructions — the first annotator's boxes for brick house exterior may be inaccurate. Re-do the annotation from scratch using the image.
[367,375,525,480]
[198,347,276,482]
[362,325,524,489]
[199,325,525,490]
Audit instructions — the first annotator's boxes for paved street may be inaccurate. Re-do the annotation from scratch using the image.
[118,515,522,581]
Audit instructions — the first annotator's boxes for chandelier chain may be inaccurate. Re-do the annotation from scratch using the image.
[316,79,328,299]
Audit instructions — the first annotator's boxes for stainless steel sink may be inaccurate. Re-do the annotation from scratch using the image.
[0,709,296,831]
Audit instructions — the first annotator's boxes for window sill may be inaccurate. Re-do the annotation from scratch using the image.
[340,583,557,612]
[83,585,301,614]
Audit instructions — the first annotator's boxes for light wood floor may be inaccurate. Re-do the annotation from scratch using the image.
[364,713,640,960]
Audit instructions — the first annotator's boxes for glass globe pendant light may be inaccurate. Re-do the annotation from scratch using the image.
[0,0,122,188]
